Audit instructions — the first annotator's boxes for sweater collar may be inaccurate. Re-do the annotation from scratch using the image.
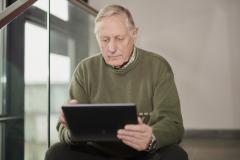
[113,47,136,70]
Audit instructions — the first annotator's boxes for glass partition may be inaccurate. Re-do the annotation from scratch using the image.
[24,21,48,160]
[0,1,3,160]
[1,0,49,160]
[49,0,99,145]
[0,0,98,160]
[0,2,3,159]
[0,0,3,114]
[0,1,5,158]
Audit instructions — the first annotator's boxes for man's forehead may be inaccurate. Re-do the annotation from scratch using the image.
[98,14,126,24]
[99,33,128,38]
[96,15,129,34]
[97,29,129,38]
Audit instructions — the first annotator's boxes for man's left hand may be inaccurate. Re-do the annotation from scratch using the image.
[117,117,153,151]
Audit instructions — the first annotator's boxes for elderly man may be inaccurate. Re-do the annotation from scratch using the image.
[45,4,188,160]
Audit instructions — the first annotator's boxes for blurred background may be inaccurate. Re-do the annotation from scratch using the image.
[0,0,240,160]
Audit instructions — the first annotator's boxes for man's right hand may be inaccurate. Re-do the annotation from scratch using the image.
[59,99,79,128]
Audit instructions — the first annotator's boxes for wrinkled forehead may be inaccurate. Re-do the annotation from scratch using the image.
[95,15,130,37]
[95,14,130,34]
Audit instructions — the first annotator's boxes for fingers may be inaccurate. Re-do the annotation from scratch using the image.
[124,117,144,131]
[138,117,143,124]
[69,99,78,104]
[59,111,67,128]
[121,139,144,151]
[117,133,144,151]
[118,129,144,140]
[117,129,150,151]
[117,123,153,151]
[124,124,147,132]
[59,111,65,123]
[59,99,78,128]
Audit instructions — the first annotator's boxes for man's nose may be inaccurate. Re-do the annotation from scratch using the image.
[108,40,117,53]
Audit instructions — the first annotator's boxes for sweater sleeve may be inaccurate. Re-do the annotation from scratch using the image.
[148,62,184,149]
[57,122,73,144]
[57,63,89,144]
[69,63,90,102]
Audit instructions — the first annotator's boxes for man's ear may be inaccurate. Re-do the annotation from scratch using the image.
[95,33,101,46]
[132,27,139,42]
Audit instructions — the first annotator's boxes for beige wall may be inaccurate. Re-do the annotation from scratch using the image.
[89,0,240,130]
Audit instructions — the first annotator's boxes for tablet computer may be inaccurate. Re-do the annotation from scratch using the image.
[62,103,138,142]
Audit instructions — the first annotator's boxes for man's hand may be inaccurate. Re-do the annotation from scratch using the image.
[117,117,153,151]
[59,99,78,128]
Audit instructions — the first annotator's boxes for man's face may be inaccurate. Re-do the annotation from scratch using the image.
[96,15,138,68]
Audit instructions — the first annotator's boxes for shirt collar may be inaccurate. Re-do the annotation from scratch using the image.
[119,47,136,69]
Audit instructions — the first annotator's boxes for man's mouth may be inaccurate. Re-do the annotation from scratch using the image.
[109,56,120,58]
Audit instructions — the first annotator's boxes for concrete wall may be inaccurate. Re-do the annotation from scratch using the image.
[89,0,240,129]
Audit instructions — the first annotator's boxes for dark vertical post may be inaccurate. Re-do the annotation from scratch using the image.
[5,0,25,160]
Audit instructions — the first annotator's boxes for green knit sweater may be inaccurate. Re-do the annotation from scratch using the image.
[58,48,184,156]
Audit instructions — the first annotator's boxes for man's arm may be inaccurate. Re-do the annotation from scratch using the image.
[57,99,79,144]
[57,122,72,144]
[117,117,153,151]
[57,63,89,144]
[117,60,183,151]
[149,66,184,149]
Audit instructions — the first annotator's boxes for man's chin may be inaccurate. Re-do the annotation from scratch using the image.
[108,61,124,68]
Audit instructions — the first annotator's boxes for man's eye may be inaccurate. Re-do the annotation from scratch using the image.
[102,39,109,42]
[117,37,124,41]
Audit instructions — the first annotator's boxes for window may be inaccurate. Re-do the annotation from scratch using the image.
[49,0,98,145]
[0,23,3,116]
[1,0,98,160]
[24,22,48,160]
[0,25,3,160]
[1,2,6,160]
[34,0,69,21]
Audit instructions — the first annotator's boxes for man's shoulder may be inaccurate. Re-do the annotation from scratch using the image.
[81,52,102,64]
[75,53,102,72]
[137,48,171,67]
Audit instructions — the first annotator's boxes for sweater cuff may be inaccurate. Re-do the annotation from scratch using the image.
[58,123,72,144]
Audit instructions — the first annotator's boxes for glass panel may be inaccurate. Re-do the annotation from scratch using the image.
[49,0,99,144]
[0,125,1,160]
[24,21,48,160]
[1,1,49,160]
[0,119,24,160]
[0,27,3,115]
[34,0,68,21]
[0,1,2,114]
[0,1,4,158]
[0,0,5,115]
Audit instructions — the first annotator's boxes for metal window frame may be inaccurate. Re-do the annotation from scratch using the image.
[0,0,98,155]
[1,1,7,160]
[0,0,37,29]
[68,0,98,16]
[0,0,4,114]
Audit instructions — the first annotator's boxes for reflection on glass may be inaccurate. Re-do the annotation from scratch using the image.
[1,119,23,160]
[50,54,70,83]
[0,123,2,160]
[50,0,99,144]
[0,29,3,114]
[24,22,48,160]
[34,0,69,21]
[1,2,4,159]
[24,22,48,84]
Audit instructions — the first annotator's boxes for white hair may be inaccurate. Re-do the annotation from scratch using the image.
[94,4,136,33]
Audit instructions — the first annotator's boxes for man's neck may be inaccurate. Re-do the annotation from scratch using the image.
[114,47,136,69]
